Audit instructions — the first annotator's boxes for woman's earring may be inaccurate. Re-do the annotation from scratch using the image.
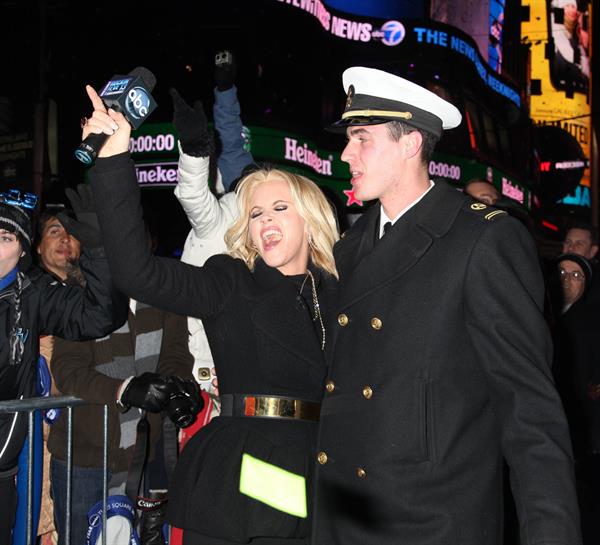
[20,251,25,258]
[307,232,313,247]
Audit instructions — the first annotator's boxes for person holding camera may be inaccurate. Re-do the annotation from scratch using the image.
[47,197,199,545]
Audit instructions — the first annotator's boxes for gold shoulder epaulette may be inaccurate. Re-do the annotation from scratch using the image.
[483,209,507,221]
[466,202,508,221]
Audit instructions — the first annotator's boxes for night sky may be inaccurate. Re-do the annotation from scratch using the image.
[1,0,597,246]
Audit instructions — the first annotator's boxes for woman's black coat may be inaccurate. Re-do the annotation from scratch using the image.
[89,153,338,543]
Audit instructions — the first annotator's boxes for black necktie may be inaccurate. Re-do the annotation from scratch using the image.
[381,221,392,239]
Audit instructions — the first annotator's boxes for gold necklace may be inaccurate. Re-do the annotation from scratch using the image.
[299,269,326,351]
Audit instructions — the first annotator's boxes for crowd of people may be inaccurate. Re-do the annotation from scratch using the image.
[0,53,596,545]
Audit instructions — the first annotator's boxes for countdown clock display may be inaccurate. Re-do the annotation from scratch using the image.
[129,133,176,154]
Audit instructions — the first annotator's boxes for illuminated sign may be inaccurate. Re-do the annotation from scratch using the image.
[284,138,332,175]
[502,177,524,204]
[412,26,520,107]
[555,160,587,170]
[542,219,559,232]
[274,0,405,45]
[428,160,461,181]
[522,0,591,208]
[343,188,362,206]
[135,162,178,186]
[274,0,520,107]
[561,185,590,207]
[488,0,505,72]
[539,159,588,171]
[129,133,176,154]
[380,21,405,46]
[130,124,530,210]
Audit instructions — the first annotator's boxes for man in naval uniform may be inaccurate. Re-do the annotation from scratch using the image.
[312,67,581,545]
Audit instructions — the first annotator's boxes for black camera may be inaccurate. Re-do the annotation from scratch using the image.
[164,377,203,428]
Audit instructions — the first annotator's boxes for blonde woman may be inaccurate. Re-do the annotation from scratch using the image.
[81,85,339,545]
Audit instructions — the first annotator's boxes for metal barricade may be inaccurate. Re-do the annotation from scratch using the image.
[0,396,109,545]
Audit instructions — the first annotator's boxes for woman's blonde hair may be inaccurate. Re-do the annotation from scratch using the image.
[225,168,339,278]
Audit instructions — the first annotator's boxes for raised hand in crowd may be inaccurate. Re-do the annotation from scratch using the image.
[214,49,236,91]
[81,85,130,157]
[169,87,213,157]
[58,184,102,249]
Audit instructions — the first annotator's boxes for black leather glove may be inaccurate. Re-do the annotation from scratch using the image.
[169,87,213,157]
[214,50,237,91]
[164,376,204,428]
[120,372,172,413]
[58,184,102,248]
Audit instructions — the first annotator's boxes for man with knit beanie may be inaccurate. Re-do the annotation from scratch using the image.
[0,188,128,543]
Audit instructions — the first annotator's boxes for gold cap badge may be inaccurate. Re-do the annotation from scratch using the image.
[345,85,355,110]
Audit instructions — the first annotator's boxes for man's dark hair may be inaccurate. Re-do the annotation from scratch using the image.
[566,221,598,245]
[35,206,75,246]
[386,121,439,166]
[464,178,490,190]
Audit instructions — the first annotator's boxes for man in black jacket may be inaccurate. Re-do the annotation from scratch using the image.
[0,190,128,542]
[312,67,581,545]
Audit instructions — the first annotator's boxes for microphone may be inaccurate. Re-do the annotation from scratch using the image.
[75,67,158,166]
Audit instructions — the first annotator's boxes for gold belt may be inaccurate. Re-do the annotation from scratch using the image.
[220,394,321,422]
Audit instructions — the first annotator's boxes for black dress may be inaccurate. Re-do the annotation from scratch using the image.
[89,153,338,544]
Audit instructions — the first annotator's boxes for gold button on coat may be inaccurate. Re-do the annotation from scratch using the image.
[356,467,367,478]
[362,386,373,399]
[370,317,383,330]
[325,380,335,393]
[317,451,328,465]
[338,313,349,326]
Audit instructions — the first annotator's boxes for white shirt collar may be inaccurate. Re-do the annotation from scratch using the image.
[379,180,435,238]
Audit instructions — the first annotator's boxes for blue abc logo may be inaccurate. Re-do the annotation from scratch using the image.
[381,20,405,47]
[125,87,151,120]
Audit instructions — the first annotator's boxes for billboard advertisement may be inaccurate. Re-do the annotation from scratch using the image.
[322,0,425,19]
[272,0,408,46]
[522,0,592,207]
[128,123,531,210]
[489,0,506,72]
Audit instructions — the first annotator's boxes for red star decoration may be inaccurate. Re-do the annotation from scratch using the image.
[343,188,363,207]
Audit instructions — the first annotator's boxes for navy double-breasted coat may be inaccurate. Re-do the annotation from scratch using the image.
[313,181,581,545]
